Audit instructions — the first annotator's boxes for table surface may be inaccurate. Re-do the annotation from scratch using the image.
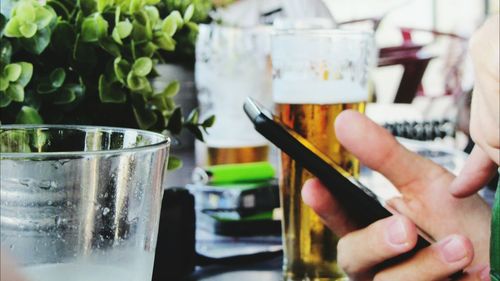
[185,256,283,281]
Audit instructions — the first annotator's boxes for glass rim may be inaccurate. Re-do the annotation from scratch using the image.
[198,23,274,33]
[272,28,374,38]
[0,124,170,158]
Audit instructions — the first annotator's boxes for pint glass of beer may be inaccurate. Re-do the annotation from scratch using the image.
[195,24,273,165]
[272,30,376,281]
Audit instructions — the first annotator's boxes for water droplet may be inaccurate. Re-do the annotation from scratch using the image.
[102,207,110,216]
[39,180,56,190]
[9,244,14,250]
[19,178,32,187]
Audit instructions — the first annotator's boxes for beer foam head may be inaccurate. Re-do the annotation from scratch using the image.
[271,30,375,104]
[273,80,368,104]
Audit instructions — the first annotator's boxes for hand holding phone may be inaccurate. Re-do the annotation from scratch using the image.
[243,97,449,267]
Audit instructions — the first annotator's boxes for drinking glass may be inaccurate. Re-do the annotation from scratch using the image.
[195,24,273,165]
[0,125,170,281]
[272,29,376,281]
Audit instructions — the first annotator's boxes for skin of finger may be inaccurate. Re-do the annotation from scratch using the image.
[334,110,450,190]
[373,235,474,281]
[450,145,499,197]
[469,15,499,129]
[469,15,500,159]
[336,215,417,276]
[335,110,491,268]
[301,178,358,235]
[387,196,491,269]
[470,90,500,165]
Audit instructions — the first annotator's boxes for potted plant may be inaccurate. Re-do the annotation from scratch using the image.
[0,0,215,168]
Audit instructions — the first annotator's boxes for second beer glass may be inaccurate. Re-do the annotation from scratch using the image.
[272,30,376,281]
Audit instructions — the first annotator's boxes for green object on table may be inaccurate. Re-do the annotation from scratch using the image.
[195,162,275,185]
[491,174,500,281]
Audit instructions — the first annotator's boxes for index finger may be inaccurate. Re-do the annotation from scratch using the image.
[334,110,450,190]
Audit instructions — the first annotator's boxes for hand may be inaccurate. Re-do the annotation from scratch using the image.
[450,15,500,197]
[302,110,492,281]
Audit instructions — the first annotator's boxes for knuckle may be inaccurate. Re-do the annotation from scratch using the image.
[373,272,392,281]
[336,237,354,273]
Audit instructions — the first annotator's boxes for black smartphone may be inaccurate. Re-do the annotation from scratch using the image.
[243,97,433,263]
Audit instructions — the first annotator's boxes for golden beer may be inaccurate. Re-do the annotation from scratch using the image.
[207,144,269,165]
[277,102,365,281]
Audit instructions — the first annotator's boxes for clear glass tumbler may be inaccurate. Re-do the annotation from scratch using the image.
[195,24,273,165]
[272,29,376,281]
[0,125,170,281]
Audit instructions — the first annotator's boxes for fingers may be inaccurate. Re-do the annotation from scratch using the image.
[334,110,448,190]
[449,145,498,198]
[336,215,417,275]
[373,235,475,281]
[301,178,358,235]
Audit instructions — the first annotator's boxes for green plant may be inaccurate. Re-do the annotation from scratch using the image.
[0,0,214,168]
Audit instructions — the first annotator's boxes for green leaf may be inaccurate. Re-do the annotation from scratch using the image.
[127,72,148,91]
[0,39,12,64]
[97,0,111,12]
[169,11,183,28]
[183,4,195,22]
[19,22,37,38]
[144,0,161,5]
[116,20,132,38]
[19,26,51,54]
[99,36,121,57]
[155,33,175,51]
[36,82,57,94]
[166,107,183,134]
[15,106,43,124]
[17,62,33,87]
[51,21,75,53]
[50,68,66,88]
[52,90,76,104]
[99,74,127,103]
[131,21,150,43]
[81,14,108,42]
[54,83,84,105]
[132,57,152,77]
[131,94,157,129]
[144,6,160,25]
[4,17,23,37]
[188,125,204,141]
[16,2,36,22]
[157,80,179,97]
[0,91,12,107]
[0,76,9,91]
[202,115,216,127]
[162,15,177,37]
[140,42,158,57]
[186,108,199,123]
[80,0,97,15]
[34,6,55,29]
[7,83,24,102]
[114,57,131,84]
[167,156,183,170]
[4,64,22,82]
[185,21,199,32]
[0,14,7,37]
[129,0,143,14]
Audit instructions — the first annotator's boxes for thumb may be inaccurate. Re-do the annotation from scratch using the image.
[449,145,498,198]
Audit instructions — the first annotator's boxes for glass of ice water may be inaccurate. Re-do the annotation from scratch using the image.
[0,125,170,281]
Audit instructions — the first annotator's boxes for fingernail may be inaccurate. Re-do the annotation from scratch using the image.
[386,217,408,246]
[439,236,468,263]
[480,266,491,281]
